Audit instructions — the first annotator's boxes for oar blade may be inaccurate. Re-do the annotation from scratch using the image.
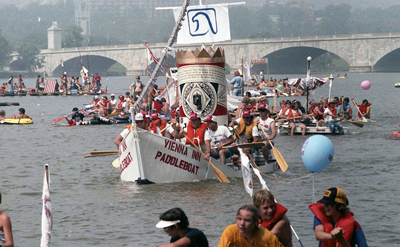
[272,147,288,172]
[112,158,120,168]
[350,121,364,128]
[210,161,230,183]
[54,116,67,123]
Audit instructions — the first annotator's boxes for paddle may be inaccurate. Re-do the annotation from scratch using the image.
[90,150,118,155]
[0,102,20,106]
[211,142,265,150]
[85,153,117,158]
[351,98,367,122]
[107,110,123,118]
[258,124,288,172]
[185,135,230,183]
[232,128,263,172]
[342,119,364,128]
[54,116,67,123]
[112,158,119,168]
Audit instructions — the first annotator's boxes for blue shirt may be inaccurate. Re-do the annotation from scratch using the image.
[313,216,368,247]
[170,228,209,247]
[230,76,243,88]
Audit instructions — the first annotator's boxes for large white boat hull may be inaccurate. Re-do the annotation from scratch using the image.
[118,128,277,184]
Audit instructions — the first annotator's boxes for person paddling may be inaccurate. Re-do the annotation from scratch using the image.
[309,187,368,247]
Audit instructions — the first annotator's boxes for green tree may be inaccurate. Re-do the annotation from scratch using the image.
[0,31,11,69]
[62,26,84,48]
[319,4,353,35]
[15,41,44,72]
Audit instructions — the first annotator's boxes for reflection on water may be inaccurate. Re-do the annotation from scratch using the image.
[0,73,399,246]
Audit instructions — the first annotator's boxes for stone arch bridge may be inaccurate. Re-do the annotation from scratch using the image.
[40,33,400,76]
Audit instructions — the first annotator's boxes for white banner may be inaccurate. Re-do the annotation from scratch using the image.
[41,164,52,247]
[173,5,231,44]
[238,148,253,197]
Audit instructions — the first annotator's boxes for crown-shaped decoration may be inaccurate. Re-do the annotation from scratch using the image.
[175,47,225,65]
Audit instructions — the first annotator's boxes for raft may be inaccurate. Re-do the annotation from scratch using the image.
[394,82,400,88]
[1,118,33,124]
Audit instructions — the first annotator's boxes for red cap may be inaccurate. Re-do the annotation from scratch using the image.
[242,110,252,118]
[258,103,268,110]
[189,112,200,120]
[204,115,217,123]
[119,95,124,100]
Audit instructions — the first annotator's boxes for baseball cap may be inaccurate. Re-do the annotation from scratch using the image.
[156,220,180,229]
[258,103,269,110]
[242,110,252,118]
[318,187,349,206]
[72,107,79,112]
[94,95,99,99]
[151,113,160,120]
[136,76,140,79]
[204,115,217,123]
[135,113,144,121]
[189,112,200,120]
[119,95,124,100]
[110,94,115,97]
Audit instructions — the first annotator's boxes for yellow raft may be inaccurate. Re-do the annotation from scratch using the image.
[1,118,33,124]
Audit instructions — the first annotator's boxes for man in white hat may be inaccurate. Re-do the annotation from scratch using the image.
[255,103,277,163]
[110,94,117,109]
[205,115,235,164]
[114,113,146,148]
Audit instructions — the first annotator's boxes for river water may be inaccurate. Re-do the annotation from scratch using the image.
[0,72,399,246]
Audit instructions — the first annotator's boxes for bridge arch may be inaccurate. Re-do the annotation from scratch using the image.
[251,46,349,74]
[52,55,127,77]
[373,48,400,72]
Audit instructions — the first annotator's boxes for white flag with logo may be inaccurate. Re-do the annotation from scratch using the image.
[173,5,231,44]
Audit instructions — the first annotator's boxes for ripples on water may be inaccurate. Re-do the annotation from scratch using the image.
[1,73,399,246]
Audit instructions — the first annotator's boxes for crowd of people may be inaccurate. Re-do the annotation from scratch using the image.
[0,72,105,95]
[0,75,28,95]
[154,187,368,247]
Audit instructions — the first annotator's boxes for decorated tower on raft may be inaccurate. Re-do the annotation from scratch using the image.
[175,47,228,125]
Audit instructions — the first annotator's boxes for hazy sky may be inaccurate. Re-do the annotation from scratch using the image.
[207,0,400,10]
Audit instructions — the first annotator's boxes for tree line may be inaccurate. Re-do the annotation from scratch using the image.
[1,1,400,71]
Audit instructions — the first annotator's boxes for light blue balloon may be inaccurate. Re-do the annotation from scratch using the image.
[301,135,334,172]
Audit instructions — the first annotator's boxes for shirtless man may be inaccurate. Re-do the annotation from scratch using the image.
[11,108,31,119]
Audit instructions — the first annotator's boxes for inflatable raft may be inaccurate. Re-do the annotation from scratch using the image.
[1,118,33,124]
[395,82,400,88]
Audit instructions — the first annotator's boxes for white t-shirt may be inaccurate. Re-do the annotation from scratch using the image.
[110,99,118,108]
[208,125,232,148]
[324,108,333,122]
[257,117,275,139]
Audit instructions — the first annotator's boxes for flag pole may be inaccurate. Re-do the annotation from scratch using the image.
[306,56,312,113]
